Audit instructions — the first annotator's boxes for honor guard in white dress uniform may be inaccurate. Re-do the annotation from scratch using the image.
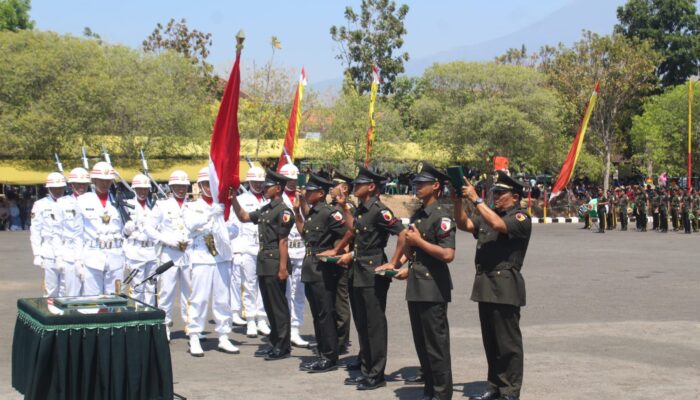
[145,170,193,341]
[279,163,310,348]
[30,172,68,297]
[229,165,271,338]
[123,174,159,306]
[57,167,91,296]
[183,168,239,357]
[77,162,126,295]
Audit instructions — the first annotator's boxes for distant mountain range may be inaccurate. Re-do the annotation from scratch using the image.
[311,0,625,96]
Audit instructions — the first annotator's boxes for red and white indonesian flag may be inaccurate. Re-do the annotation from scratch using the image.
[277,67,307,170]
[364,65,381,167]
[550,81,600,200]
[209,45,243,221]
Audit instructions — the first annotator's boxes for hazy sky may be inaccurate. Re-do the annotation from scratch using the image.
[31,0,629,82]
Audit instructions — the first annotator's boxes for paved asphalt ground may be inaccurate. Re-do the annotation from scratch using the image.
[1,225,699,399]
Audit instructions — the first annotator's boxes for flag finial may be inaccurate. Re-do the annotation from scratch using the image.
[236,30,246,52]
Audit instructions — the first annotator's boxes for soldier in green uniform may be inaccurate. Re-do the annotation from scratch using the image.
[320,166,406,391]
[636,187,648,232]
[378,162,456,400]
[650,189,660,231]
[659,188,669,233]
[617,188,629,231]
[692,190,700,232]
[330,171,355,357]
[671,189,681,231]
[231,169,295,361]
[453,171,531,400]
[294,174,348,373]
[596,188,607,233]
[681,188,692,234]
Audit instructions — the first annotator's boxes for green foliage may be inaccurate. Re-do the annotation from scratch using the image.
[615,0,700,87]
[539,31,661,189]
[630,81,700,175]
[0,0,33,31]
[408,62,568,173]
[0,30,212,161]
[330,0,409,95]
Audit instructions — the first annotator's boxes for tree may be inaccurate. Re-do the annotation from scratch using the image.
[615,0,700,87]
[0,31,212,162]
[143,18,216,93]
[0,0,33,31]
[415,62,568,173]
[630,81,700,175]
[540,31,662,191]
[330,0,409,95]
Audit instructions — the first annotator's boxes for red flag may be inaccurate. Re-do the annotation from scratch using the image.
[209,39,244,221]
[277,68,307,170]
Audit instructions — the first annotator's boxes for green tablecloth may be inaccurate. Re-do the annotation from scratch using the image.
[12,297,173,400]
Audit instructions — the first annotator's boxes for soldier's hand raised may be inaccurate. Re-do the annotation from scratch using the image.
[462,177,478,203]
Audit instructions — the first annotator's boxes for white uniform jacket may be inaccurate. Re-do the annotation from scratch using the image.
[30,196,63,261]
[123,199,157,262]
[282,192,306,259]
[77,192,125,271]
[229,191,268,256]
[184,198,233,265]
[57,194,83,263]
[144,197,190,266]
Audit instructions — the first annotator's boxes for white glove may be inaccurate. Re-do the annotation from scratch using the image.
[123,221,136,236]
[211,204,224,217]
[33,256,43,267]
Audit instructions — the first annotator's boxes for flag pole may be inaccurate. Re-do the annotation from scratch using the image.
[689,79,693,189]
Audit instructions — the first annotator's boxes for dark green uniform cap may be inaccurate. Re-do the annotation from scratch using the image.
[305,173,334,192]
[412,161,450,185]
[264,168,293,187]
[491,170,528,197]
[352,165,387,185]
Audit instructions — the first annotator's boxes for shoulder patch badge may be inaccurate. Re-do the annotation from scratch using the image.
[282,210,292,223]
[515,212,527,222]
[381,210,393,222]
[332,211,343,221]
[440,217,451,231]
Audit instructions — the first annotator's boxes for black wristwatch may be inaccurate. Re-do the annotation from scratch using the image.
[472,197,484,206]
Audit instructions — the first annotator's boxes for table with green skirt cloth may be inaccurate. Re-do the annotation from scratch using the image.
[12,297,173,400]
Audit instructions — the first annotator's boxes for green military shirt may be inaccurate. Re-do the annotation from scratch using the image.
[650,192,660,210]
[619,194,629,209]
[249,198,294,276]
[636,193,648,213]
[682,194,692,212]
[406,202,456,303]
[693,195,700,215]
[469,206,531,307]
[351,195,405,288]
[659,194,668,211]
[300,202,346,283]
[671,195,680,211]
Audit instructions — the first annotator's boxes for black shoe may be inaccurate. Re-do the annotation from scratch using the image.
[344,358,362,370]
[264,348,291,361]
[307,359,338,373]
[344,376,367,385]
[498,396,519,400]
[357,377,386,390]
[469,389,500,400]
[403,374,424,384]
[254,347,273,358]
[299,358,320,371]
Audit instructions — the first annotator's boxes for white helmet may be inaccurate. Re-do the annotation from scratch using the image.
[131,174,151,189]
[45,172,67,188]
[245,166,266,182]
[68,167,90,183]
[90,161,115,180]
[168,170,190,186]
[279,163,299,180]
[197,167,210,183]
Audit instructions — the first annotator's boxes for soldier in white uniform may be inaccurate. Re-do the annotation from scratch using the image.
[123,174,158,305]
[229,166,271,338]
[57,167,91,296]
[78,162,126,295]
[184,167,239,357]
[30,172,68,297]
[145,170,193,341]
[279,163,310,348]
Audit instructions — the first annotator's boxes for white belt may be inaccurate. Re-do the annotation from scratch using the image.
[288,239,304,249]
[127,239,155,248]
[87,239,124,249]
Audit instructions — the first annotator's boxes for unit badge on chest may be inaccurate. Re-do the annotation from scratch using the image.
[101,212,111,224]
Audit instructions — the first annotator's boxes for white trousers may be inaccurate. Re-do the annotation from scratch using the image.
[43,258,81,297]
[186,261,232,335]
[285,257,305,328]
[158,262,191,326]
[126,259,158,306]
[232,253,266,320]
[83,267,124,296]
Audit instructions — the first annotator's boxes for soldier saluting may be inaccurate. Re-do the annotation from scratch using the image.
[454,171,531,400]
[231,169,296,361]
